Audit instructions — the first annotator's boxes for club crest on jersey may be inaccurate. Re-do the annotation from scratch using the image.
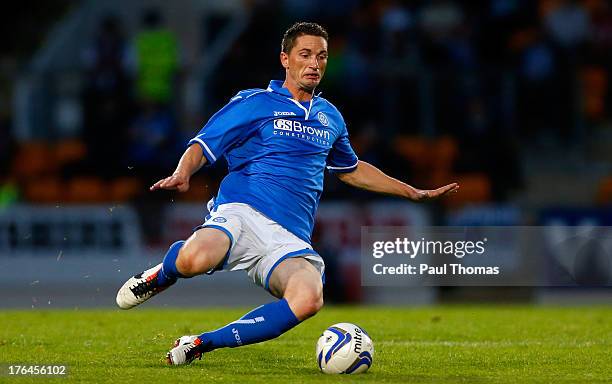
[317,112,329,126]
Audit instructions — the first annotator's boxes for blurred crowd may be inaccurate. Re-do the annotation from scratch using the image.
[1,0,612,228]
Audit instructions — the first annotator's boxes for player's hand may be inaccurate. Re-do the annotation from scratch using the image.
[150,173,190,192]
[412,183,459,202]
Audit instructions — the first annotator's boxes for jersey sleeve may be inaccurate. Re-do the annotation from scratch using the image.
[326,124,359,173]
[187,95,258,164]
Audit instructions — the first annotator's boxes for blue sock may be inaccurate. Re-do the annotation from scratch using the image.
[198,298,299,352]
[158,240,187,286]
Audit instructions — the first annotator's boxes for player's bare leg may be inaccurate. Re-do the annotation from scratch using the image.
[174,227,230,277]
[267,257,324,321]
[116,228,229,309]
[167,256,322,365]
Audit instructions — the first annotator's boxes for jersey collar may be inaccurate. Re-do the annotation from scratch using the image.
[267,80,292,97]
[268,80,321,120]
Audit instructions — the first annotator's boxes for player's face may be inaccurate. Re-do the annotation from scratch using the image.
[281,35,328,92]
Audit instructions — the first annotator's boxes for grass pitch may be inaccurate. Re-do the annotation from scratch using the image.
[0,306,610,383]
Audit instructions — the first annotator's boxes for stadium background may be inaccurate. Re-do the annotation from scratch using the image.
[1,0,611,309]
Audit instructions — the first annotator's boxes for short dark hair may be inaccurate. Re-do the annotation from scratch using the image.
[281,22,328,53]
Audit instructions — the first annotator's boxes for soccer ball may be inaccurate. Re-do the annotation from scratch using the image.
[316,322,374,374]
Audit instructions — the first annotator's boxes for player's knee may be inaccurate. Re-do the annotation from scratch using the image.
[176,229,230,276]
[288,286,324,320]
[175,246,197,276]
[176,243,215,277]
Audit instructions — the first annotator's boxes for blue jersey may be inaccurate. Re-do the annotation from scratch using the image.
[188,80,358,243]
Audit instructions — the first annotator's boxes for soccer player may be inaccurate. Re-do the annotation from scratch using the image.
[116,22,458,365]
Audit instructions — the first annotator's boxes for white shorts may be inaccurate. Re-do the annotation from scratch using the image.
[195,202,325,291]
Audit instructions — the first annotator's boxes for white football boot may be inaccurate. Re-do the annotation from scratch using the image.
[116,263,174,309]
[166,335,203,365]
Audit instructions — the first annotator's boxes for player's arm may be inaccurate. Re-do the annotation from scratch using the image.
[336,160,459,202]
[150,91,258,193]
[150,144,207,192]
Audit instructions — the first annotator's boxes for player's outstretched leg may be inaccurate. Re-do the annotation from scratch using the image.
[167,258,322,365]
[116,228,230,309]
